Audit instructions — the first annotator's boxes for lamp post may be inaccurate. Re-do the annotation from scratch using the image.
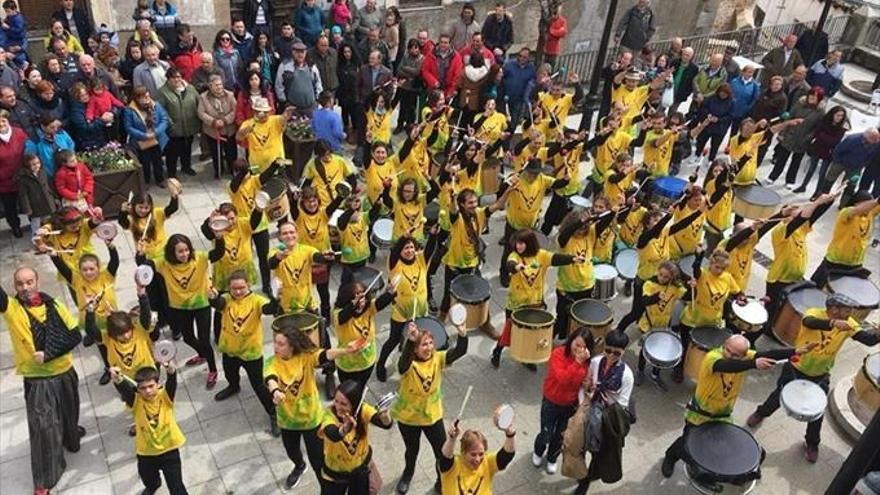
[807,0,833,65]
[578,0,619,133]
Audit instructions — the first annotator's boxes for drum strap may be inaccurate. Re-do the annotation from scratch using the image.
[685,400,730,420]
[461,212,485,264]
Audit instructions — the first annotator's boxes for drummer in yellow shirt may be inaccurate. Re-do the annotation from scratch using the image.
[719,217,776,292]
[537,73,583,140]
[611,66,670,131]
[587,113,632,197]
[810,192,880,287]
[235,104,296,172]
[729,117,800,186]
[439,417,516,495]
[661,334,803,478]
[540,129,589,235]
[269,221,337,314]
[702,159,734,253]
[333,277,397,388]
[747,294,879,462]
[302,140,359,208]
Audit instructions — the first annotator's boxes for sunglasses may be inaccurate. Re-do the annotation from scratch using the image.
[221,37,231,41]
[604,347,623,357]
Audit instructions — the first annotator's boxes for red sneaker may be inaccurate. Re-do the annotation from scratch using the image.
[206,371,218,390]
[804,443,819,463]
[185,355,206,367]
[34,488,49,495]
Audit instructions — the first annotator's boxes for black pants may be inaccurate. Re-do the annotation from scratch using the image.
[756,130,775,167]
[768,144,805,184]
[499,222,517,282]
[281,427,324,480]
[754,362,829,447]
[322,467,370,495]
[337,365,374,390]
[168,307,216,372]
[253,229,272,295]
[534,398,577,463]
[398,420,446,481]
[340,101,358,131]
[615,281,647,333]
[555,289,592,340]
[137,145,165,184]
[694,132,724,162]
[764,280,789,329]
[164,135,194,178]
[317,279,332,321]
[222,353,274,415]
[427,230,449,306]
[0,191,20,230]
[397,89,420,130]
[541,193,572,235]
[24,367,80,490]
[147,273,171,329]
[441,265,480,314]
[663,422,694,467]
[137,449,188,494]
[377,319,406,374]
[704,228,724,255]
[673,323,694,377]
[207,134,236,177]
[810,258,854,289]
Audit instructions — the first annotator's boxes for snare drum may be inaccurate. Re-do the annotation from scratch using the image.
[481,157,502,196]
[825,275,880,320]
[614,248,638,281]
[261,177,291,222]
[652,176,688,206]
[684,422,762,488]
[352,267,385,298]
[370,218,394,249]
[642,329,683,369]
[509,308,555,364]
[593,264,618,300]
[568,195,591,210]
[773,284,828,347]
[450,274,492,330]
[853,352,880,414]
[781,379,827,422]
[676,254,707,280]
[733,185,781,220]
[569,299,613,352]
[729,298,768,334]
[685,327,732,381]
[272,312,321,348]
[414,316,450,350]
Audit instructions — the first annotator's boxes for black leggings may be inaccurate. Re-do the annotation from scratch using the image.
[673,323,694,377]
[768,144,805,184]
[322,467,370,495]
[281,427,324,481]
[427,230,449,305]
[499,222,516,281]
[694,132,724,162]
[253,229,271,295]
[337,365,374,390]
[398,420,446,481]
[222,353,274,415]
[377,319,406,374]
[541,193,572,235]
[147,269,171,329]
[615,278,647,333]
[168,307,216,372]
[317,279,332,321]
[137,449,188,495]
[554,289,592,340]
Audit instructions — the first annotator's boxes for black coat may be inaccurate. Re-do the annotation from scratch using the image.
[482,13,513,53]
[671,60,699,103]
[51,8,94,43]
[586,402,631,484]
[17,167,56,219]
[242,0,273,34]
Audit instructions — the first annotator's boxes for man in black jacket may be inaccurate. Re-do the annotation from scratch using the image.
[670,46,698,114]
[52,0,94,44]
[482,2,513,60]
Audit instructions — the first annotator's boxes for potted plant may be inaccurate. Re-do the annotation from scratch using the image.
[283,115,316,184]
[79,141,145,218]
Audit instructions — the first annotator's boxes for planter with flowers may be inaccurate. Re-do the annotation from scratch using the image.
[283,115,316,184]
[79,141,145,219]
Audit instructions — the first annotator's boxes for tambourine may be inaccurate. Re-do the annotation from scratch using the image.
[95,222,118,241]
[153,339,176,362]
[376,392,397,412]
[449,304,467,326]
[493,404,514,430]
[335,181,352,199]
[209,216,231,232]
[135,265,154,286]
[166,178,183,196]
[254,191,271,209]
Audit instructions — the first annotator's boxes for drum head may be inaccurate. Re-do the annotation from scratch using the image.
[372,218,394,240]
[643,330,683,368]
[377,392,397,412]
[685,423,761,478]
[571,299,613,326]
[135,265,154,286]
[494,404,514,430]
[353,268,385,293]
[450,275,491,304]
[866,353,880,386]
[786,286,828,314]
[153,339,176,362]
[676,254,707,280]
[254,191,271,209]
[512,308,554,327]
[262,178,287,199]
[95,222,117,241]
[166,178,183,196]
[272,312,321,332]
[781,379,828,420]
[736,185,781,206]
[210,217,231,231]
[594,264,618,281]
[415,316,449,349]
[732,299,768,325]
[614,249,639,280]
[449,304,467,326]
[827,275,880,309]
[690,327,732,350]
[569,195,591,209]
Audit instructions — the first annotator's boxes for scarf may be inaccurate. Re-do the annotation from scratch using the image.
[0,127,11,143]
[593,356,624,404]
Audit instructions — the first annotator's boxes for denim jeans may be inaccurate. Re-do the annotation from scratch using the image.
[533,398,577,463]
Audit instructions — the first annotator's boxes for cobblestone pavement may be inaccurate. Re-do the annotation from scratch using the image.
[1,99,879,495]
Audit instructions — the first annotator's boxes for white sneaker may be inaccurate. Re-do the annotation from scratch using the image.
[532,452,543,467]
[785,183,796,190]
[546,461,558,475]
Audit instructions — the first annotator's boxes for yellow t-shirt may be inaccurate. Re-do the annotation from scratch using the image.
[685,347,756,425]
[244,115,286,171]
[441,208,487,269]
[303,155,355,207]
[643,129,675,177]
[106,321,155,379]
[392,351,447,426]
[721,232,759,291]
[3,298,79,377]
[366,109,393,144]
[392,199,427,243]
[669,206,705,259]
[265,350,324,430]
[212,218,257,291]
[705,179,733,234]
[507,249,554,310]
[602,169,635,208]
[454,167,482,198]
[441,452,499,495]
[229,173,268,232]
[389,255,429,322]
[399,138,431,184]
[793,308,861,377]
[217,292,269,361]
[507,174,555,229]
[70,269,117,328]
[272,243,319,312]
[46,221,96,269]
[593,131,633,182]
[611,84,650,126]
[593,223,616,263]
[128,208,167,259]
[556,228,595,293]
[132,387,186,456]
[421,106,450,153]
[365,157,399,216]
[767,221,810,284]
[825,204,880,266]
[340,211,371,264]
[512,144,549,174]
[618,207,646,248]
[154,252,210,310]
[320,403,378,474]
[333,301,378,372]
[551,143,584,197]
[639,281,687,331]
[730,131,765,185]
[681,269,740,327]
[636,229,669,281]
[475,112,508,143]
[539,92,574,136]
[296,205,332,252]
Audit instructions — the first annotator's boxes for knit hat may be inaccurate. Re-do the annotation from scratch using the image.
[331,25,342,36]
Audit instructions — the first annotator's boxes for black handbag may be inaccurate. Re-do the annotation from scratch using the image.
[23,293,83,362]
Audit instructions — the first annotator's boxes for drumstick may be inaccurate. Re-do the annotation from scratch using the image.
[41,230,63,236]
[141,212,152,241]
[355,385,370,419]
[120,374,138,387]
[127,191,133,204]
[364,273,383,294]
[48,249,76,254]
[456,385,474,425]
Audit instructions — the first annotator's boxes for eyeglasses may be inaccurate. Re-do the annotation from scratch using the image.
[220,37,231,41]
[604,347,623,357]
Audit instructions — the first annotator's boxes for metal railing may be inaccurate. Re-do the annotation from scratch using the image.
[556,15,852,83]
[866,18,880,51]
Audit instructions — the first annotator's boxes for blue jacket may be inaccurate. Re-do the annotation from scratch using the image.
[1,13,27,48]
[295,6,325,46]
[123,102,170,151]
[831,134,880,172]
[806,61,843,97]
[69,101,109,151]
[312,107,345,152]
[24,129,76,179]
[501,59,536,103]
[729,77,760,118]
[695,95,734,136]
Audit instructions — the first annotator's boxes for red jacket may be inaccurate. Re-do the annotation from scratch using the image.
[458,45,496,66]
[171,41,204,82]
[545,15,568,56]
[422,47,464,97]
[0,127,28,193]
[543,346,589,406]
[54,162,94,205]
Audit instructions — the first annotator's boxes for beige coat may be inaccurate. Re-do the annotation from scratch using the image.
[197,89,237,139]
[561,402,590,480]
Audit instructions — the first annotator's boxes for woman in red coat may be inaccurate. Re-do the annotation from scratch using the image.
[544,7,568,67]
[532,327,593,475]
[0,110,29,237]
